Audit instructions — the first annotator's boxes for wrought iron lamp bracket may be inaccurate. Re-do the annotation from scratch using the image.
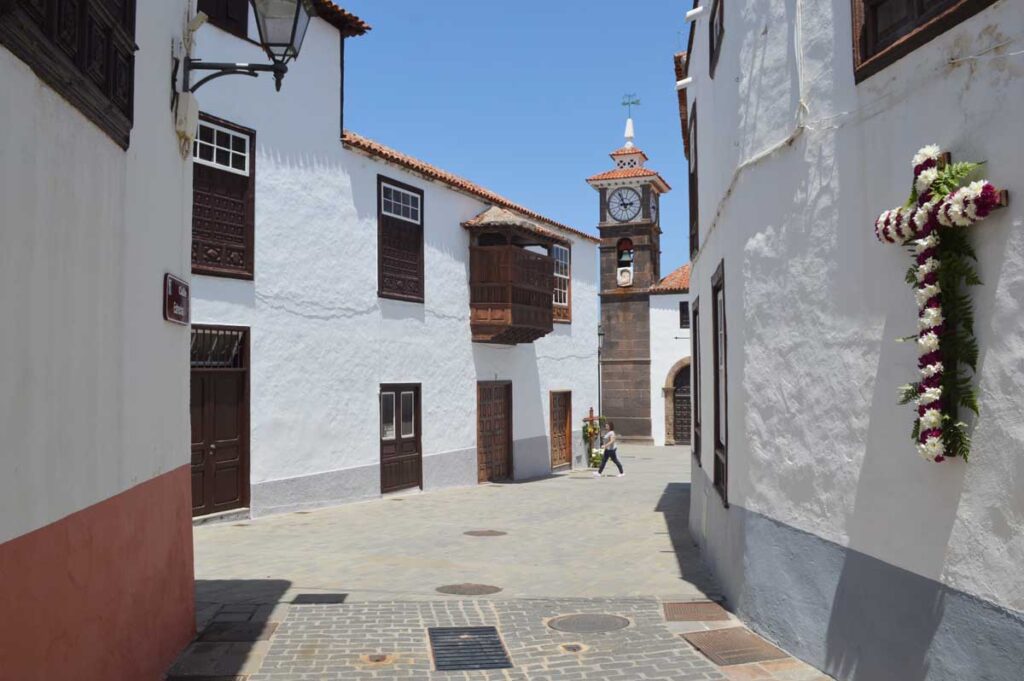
[184,58,288,92]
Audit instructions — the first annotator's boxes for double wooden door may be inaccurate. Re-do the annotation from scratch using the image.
[477,382,512,482]
[673,369,693,445]
[550,391,572,470]
[190,326,249,517]
[380,384,422,493]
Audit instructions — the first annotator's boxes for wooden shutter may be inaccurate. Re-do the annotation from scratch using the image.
[688,104,699,259]
[198,0,250,39]
[377,177,425,302]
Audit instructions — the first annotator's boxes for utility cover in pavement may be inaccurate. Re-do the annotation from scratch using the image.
[547,614,631,633]
[428,626,513,671]
[682,627,789,666]
[436,583,503,595]
[664,601,730,622]
[464,530,507,537]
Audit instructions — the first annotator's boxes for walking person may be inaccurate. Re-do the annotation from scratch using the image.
[594,421,624,477]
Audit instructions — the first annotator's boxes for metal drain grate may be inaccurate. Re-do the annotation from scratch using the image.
[428,626,512,671]
[664,601,730,622]
[682,627,789,666]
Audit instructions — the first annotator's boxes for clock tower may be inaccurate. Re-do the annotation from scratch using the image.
[587,118,671,441]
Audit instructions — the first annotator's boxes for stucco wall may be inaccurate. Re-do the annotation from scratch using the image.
[0,0,193,544]
[191,20,598,513]
[685,0,1024,678]
[649,292,691,446]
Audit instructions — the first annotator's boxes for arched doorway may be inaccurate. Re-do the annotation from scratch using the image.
[663,357,692,446]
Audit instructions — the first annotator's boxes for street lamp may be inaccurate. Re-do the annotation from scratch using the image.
[185,0,314,92]
[597,325,605,417]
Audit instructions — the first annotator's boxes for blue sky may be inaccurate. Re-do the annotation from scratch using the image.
[342,0,692,275]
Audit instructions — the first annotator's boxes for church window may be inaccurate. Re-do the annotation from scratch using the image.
[852,0,999,82]
[617,238,635,269]
[378,176,425,302]
[553,244,571,323]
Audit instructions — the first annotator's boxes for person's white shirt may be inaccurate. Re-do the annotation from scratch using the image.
[603,430,617,450]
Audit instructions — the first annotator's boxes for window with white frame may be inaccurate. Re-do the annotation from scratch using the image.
[193,120,250,176]
[553,244,571,322]
[381,182,422,223]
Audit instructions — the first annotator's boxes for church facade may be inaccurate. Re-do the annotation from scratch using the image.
[678,1,1024,679]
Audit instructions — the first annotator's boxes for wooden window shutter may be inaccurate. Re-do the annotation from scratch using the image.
[377,177,425,302]
[198,0,250,39]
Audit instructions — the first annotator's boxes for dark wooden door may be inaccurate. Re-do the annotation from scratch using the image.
[190,326,249,516]
[477,382,512,482]
[550,391,572,470]
[380,384,422,493]
[673,369,692,446]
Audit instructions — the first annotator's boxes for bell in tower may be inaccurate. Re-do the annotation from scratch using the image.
[586,115,671,442]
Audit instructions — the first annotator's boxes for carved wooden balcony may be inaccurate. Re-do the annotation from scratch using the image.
[470,245,554,344]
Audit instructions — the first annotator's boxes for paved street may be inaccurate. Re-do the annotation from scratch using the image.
[171,446,830,680]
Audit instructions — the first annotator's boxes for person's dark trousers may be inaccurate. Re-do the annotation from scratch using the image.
[598,448,623,474]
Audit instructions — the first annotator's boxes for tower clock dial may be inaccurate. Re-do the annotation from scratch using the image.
[608,187,641,222]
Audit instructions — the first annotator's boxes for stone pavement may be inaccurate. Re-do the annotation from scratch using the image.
[170,446,831,680]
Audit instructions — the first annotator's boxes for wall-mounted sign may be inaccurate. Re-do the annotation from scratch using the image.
[164,274,190,325]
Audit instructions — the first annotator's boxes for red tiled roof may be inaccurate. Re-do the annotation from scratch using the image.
[650,263,691,293]
[342,132,599,243]
[313,1,371,36]
[610,146,649,160]
[586,167,672,190]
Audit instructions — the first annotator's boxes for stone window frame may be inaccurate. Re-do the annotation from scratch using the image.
[851,0,1000,83]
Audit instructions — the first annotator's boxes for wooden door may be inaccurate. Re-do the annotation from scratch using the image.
[550,391,572,470]
[380,384,422,493]
[477,382,512,482]
[190,326,249,517]
[673,369,692,445]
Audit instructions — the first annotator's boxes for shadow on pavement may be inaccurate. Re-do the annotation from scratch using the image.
[655,482,723,599]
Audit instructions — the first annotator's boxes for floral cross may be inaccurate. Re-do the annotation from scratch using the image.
[874,146,1007,462]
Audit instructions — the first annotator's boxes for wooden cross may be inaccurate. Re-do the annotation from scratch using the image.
[874,147,1008,461]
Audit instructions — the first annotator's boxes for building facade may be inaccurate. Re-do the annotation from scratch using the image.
[650,265,692,447]
[680,1,1024,679]
[189,6,598,518]
[0,1,196,679]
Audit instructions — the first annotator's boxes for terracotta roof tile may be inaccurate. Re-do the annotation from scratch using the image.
[610,146,649,160]
[674,52,690,160]
[313,1,371,36]
[586,167,672,190]
[462,206,568,245]
[650,263,691,293]
[343,131,598,243]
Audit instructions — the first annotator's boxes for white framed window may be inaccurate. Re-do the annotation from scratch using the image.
[553,244,570,307]
[380,393,396,440]
[193,120,250,176]
[381,182,422,224]
[400,391,415,437]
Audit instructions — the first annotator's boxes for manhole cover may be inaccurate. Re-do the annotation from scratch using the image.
[547,614,631,633]
[436,583,503,596]
[682,627,789,666]
[464,530,507,537]
[429,626,513,671]
[664,601,730,622]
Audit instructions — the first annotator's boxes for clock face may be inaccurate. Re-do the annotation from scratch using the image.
[608,187,641,222]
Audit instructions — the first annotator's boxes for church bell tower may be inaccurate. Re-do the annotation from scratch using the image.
[587,117,671,441]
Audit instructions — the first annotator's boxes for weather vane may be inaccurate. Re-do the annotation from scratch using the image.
[621,94,641,118]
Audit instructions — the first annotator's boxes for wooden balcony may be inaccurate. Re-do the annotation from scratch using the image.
[470,245,554,344]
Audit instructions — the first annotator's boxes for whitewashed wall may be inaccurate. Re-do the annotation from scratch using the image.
[685,1,1024,678]
[0,0,192,543]
[191,20,598,515]
[649,292,690,446]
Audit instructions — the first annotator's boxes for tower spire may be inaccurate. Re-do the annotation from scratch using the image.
[624,117,635,149]
[621,94,641,149]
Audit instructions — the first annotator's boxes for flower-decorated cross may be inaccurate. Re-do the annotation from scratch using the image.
[874,146,1008,462]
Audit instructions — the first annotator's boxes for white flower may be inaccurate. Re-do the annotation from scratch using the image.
[916,258,939,282]
[920,362,944,379]
[919,386,943,405]
[914,233,938,253]
[918,331,940,353]
[919,308,944,331]
[915,284,941,307]
[913,145,941,169]
[918,436,945,461]
[916,167,939,194]
[920,408,943,430]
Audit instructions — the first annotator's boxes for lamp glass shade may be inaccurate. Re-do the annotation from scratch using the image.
[252,0,313,61]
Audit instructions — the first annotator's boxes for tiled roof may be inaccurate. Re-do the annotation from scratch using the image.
[342,131,599,243]
[610,146,649,160]
[313,1,371,36]
[586,167,672,190]
[462,206,569,245]
[650,263,691,293]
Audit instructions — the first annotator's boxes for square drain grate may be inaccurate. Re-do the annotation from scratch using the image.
[683,627,790,666]
[664,601,730,622]
[428,626,512,671]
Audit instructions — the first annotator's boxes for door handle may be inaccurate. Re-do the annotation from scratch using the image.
[209,444,217,451]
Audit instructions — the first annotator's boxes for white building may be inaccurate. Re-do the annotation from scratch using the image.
[189,4,599,518]
[0,1,195,678]
[680,1,1024,679]
[649,265,692,447]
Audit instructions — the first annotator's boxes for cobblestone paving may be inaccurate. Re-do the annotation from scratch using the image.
[250,598,726,681]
